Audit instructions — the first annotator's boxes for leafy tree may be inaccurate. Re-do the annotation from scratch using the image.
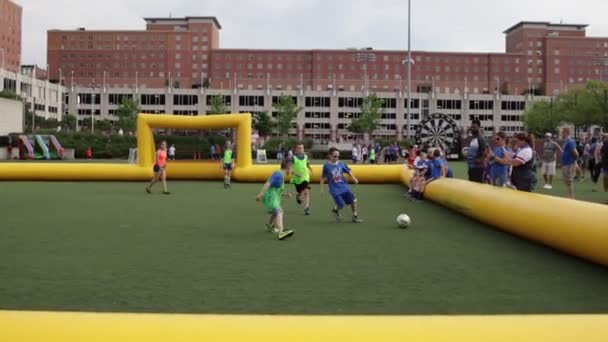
[62,113,77,131]
[349,94,384,138]
[207,95,228,115]
[522,99,564,137]
[0,90,21,100]
[116,98,140,132]
[273,95,301,137]
[254,111,275,138]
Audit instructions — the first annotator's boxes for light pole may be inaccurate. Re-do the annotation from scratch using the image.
[406,0,412,139]
[91,83,96,133]
[76,94,80,132]
[355,51,376,94]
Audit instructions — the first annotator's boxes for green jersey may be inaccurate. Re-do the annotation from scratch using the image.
[291,154,310,184]
[264,171,285,213]
[223,149,233,164]
[370,149,376,161]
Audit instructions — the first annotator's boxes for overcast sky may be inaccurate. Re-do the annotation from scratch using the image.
[15,0,608,66]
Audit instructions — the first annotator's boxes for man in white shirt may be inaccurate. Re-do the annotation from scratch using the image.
[168,144,176,160]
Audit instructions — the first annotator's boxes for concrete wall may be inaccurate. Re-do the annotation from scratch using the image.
[0,97,23,135]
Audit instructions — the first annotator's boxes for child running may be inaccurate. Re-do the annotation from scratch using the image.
[255,160,295,241]
[291,143,313,216]
[222,141,235,189]
[320,148,363,223]
[146,141,170,195]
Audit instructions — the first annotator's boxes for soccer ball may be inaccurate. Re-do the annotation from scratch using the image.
[396,214,411,228]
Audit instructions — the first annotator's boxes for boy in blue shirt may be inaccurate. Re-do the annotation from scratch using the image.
[255,160,295,240]
[320,147,363,223]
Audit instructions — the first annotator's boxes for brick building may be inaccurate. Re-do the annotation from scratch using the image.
[0,0,22,73]
[47,18,608,96]
[47,17,221,89]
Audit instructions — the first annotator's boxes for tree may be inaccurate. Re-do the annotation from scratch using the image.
[0,90,21,101]
[62,113,77,131]
[522,100,564,137]
[207,95,228,115]
[116,98,140,132]
[253,111,275,138]
[273,95,301,137]
[349,94,384,139]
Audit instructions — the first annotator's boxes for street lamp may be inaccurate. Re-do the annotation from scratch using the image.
[91,82,96,133]
[406,0,412,139]
[355,51,376,94]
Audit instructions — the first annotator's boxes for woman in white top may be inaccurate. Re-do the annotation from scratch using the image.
[361,145,369,164]
[500,133,537,192]
[352,145,359,164]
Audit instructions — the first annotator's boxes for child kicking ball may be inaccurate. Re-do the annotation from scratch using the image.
[256,160,295,240]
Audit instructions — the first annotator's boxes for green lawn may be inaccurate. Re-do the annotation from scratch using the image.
[1,162,608,315]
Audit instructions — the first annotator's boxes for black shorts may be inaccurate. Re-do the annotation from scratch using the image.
[294,181,311,194]
[468,167,484,183]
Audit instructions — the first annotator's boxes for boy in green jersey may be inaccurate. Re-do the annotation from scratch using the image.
[255,160,295,241]
[291,143,314,215]
[222,141,235,189]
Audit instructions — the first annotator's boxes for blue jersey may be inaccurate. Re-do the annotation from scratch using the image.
[561,138,577,166]
[429,159,443,179]
[322,162,352,196]
[491,147,510,178]
[439,158,453,178]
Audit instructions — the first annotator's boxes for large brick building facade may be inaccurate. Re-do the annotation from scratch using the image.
[47,19,608,96]
[0,0,22,73]
[47,17,220,89]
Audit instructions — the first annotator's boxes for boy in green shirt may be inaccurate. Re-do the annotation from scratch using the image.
[222,141,235,189]
[256,160,295,241]
[291,143,313,215]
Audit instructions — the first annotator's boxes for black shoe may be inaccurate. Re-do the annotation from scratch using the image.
[304,207,310,216]
[163,191,171,195]
[146,187,151,194]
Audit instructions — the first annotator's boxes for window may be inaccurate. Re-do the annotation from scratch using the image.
[437,99,462,110]
[380,98,397,109]
[469,100,493,110]
[338,97,362,108]
[381,113,397,120]
[305,97,331,107]
[304,112,330,119]
[469,114,493,121]
[501,101,526,111]
[272,96,297,105]
[172,95,198,106]
[501,115,521,121]
[239,96,265,106]
[140,94,166,106]
[206,95,232,106]
[405,98,420,109]
[109,93,133,105]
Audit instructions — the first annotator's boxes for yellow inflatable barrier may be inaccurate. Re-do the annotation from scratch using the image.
[0,311,607,342]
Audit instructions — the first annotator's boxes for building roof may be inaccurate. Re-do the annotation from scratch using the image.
[143,16,222,29]
[503,21,588,34]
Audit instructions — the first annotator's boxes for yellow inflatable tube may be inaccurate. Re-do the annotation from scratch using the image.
[1,311,607,342]
[402,171,608,266]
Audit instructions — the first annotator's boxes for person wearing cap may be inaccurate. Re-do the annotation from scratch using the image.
[541,132,562,190]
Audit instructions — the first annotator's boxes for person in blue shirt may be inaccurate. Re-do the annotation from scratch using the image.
[561,127,579,199]
[489,132,512,187]
[320,147,363,223]
[427,149,447,181]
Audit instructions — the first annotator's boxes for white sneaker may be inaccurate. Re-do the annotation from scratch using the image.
[547,185,553,190]
[542,184,549,189]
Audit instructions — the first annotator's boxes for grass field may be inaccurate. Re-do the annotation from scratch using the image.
[1,162,608,315]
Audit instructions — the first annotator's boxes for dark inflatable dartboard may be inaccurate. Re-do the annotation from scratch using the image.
[415,113,461,154]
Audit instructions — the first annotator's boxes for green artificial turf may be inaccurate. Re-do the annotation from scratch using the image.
[1,163,608,315]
